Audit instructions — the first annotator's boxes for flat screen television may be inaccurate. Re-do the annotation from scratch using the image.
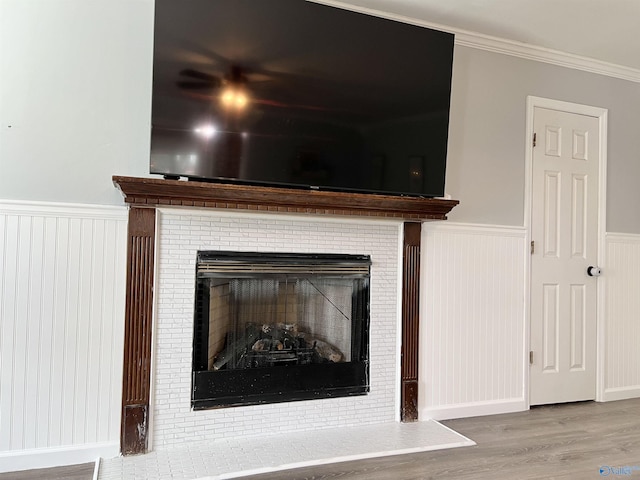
[150,0,454,197]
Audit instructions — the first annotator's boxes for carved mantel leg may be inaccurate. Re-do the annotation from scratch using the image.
[121,207,156,454]
[401,222,421,421]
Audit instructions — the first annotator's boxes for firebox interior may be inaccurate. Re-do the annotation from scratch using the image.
[192,251,371,409]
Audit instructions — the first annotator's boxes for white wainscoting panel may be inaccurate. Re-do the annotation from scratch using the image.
[0,201,127,472]
[602,233,640,401]
[419,223,527,420]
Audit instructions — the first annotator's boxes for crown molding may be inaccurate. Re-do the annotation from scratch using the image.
[309,0,640,84]
[454,32,640,83]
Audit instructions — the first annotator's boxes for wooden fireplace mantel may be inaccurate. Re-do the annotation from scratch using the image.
[114,175,458,454]
[112,176,458,220]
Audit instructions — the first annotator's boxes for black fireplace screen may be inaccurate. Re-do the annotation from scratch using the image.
[192,251,371,409]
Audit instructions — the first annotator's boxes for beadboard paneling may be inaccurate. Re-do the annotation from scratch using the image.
[603,233,640,401]
[419,223,527,420]
[0,201,127,470]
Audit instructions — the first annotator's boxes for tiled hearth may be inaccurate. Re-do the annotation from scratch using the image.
[99,420,474,479]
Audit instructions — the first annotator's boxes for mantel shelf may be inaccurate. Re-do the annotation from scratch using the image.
[112,176,458,221]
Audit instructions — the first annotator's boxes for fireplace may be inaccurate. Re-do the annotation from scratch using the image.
[113,176,457,454]
[192,251,371,409]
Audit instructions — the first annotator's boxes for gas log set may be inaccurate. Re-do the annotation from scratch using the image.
[211,322,344,371]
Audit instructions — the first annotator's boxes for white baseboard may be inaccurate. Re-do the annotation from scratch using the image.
[601,387,640,403]
[420,398,527,421]
[0,442,118,473]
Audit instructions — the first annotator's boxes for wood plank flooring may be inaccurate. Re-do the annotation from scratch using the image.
[0,462,94,480]
[239,398,640,480]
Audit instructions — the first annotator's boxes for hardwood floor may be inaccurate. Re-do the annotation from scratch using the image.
[0,462,94,480]
[240,398,640,480]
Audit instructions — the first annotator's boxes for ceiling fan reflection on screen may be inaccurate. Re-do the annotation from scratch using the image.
[177,65,252,111]
[176,64,342,115]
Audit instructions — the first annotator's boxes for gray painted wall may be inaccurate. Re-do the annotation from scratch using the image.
[447,47,640,232]
[2,1,639,232]
[0,0,155,206]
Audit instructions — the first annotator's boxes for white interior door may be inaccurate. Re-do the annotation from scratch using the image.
[529,106,600,406]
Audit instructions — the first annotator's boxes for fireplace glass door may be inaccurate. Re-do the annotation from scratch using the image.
[192,251,371,409]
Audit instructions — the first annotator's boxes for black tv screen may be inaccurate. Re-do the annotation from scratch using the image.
[150,0,454,197]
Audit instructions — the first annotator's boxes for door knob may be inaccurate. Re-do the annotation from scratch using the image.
[587,266,602,277]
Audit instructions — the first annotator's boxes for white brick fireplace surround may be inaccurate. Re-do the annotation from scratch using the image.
[151,208,403,449]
